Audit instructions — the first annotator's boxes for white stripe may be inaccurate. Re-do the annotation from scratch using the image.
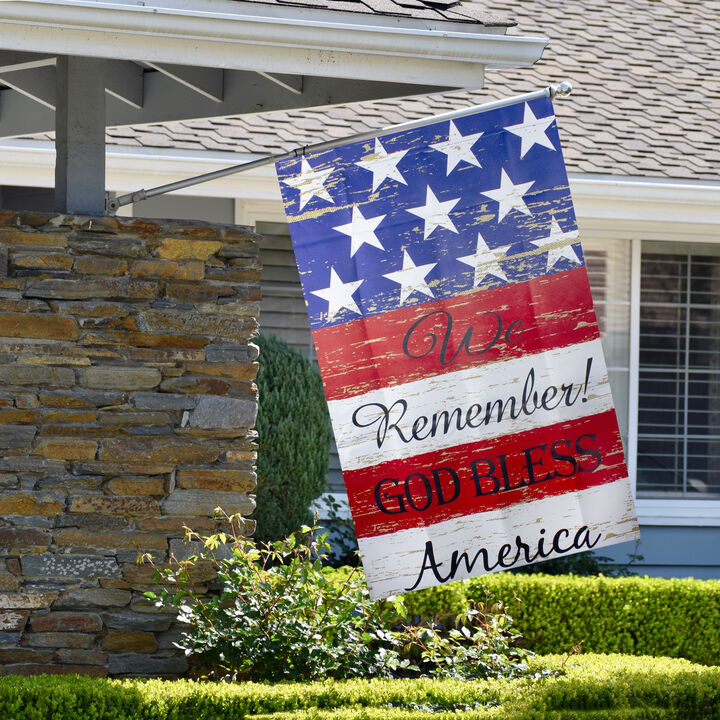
[329,338,613,471]
[358,477,639,600]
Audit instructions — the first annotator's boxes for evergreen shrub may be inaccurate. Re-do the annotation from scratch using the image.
[465,573,720,665]
[363,571,720,666]
[254,333,332,543]
[2,654,719,719]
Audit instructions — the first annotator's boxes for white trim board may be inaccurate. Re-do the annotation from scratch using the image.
[315,492,720,527]
[0,0,547,88]
[636,499,720,527]
[569,174,720,228]
[3,141,720,231]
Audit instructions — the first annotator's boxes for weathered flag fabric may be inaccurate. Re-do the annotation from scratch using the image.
[275,96,639,599]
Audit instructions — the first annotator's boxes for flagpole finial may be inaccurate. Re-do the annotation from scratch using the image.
[550,81,573,98]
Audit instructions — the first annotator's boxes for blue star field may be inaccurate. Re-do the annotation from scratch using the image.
[275,96,584,331]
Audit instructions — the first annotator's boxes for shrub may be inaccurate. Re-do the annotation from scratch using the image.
[145,514,532,682]
[254,333,332,543]
[1,654,719,719]
[508,545,642,576]
[465,573,720,665]
[322,567,720,666]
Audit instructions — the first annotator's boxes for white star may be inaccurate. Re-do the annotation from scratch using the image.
[311,267,364,321]
[457,233,512,285]
[280,157,335,210]
[354,138,408,192]
[504,103,556,158]
[480,169,535,223]
[383,250,437,305]
[530,216,581,269]
[407,187,460,240]
[430,121,483,174]
[333,206,386,257]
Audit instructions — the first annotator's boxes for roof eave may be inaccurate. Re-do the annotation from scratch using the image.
[0,0,548,88]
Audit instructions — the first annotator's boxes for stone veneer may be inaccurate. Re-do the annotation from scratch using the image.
[0,210,260,678]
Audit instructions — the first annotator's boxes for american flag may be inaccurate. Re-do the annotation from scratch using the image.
[276,96,639,599]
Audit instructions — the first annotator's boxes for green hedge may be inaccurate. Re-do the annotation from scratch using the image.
[1,655,718,719]
[398,573,720,666]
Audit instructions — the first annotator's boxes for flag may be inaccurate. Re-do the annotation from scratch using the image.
[275,95,639,599]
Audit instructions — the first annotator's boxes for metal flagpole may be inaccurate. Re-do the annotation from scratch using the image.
[106,81,572,214]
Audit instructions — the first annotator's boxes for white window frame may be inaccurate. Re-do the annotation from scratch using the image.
[630,237,720,526]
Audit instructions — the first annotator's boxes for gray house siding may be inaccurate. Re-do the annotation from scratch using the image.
[603,528,720,580]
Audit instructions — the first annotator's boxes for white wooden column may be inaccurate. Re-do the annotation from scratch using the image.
[55,56,106,215]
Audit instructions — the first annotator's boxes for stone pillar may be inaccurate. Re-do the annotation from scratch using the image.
[0,211,260,677]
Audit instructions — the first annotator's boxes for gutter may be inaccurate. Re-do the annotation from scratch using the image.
[0,0,547,87]
[568,173,720,226]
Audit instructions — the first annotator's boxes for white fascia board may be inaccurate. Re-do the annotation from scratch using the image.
[0,0,547,89]
[570,173,720,229]
[3,141,720,229]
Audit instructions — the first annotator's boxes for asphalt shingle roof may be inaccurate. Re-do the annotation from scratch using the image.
[106,0,720,181]
[226,0,515,24]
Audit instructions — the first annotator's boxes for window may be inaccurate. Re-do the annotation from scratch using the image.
[637,242,720,498]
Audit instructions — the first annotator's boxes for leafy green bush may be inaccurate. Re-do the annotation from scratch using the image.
[321,568,720,666]
[359,571,720,666]
[254,333,332,543]
[2,654,719,719]
[145,514,532,682]
[465,573,720,666]
[508,544,642,576]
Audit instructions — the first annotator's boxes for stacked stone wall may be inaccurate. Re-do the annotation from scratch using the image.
[0,210,260,677]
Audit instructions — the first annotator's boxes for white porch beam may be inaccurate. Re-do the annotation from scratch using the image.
[0,0,547,89]
[569,174,720,228]
[4,142,720,232]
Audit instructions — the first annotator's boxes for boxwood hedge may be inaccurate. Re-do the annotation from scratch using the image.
[324,568,720,665]
[326,569,720,666]
[461,574,720,666]
[1,654,718,719]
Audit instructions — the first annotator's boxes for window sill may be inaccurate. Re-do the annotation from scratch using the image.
[636,498,720,527]
[313,494,720,527]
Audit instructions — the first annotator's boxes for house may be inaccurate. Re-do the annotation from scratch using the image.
[0,0,551,677]
[2,0,719,579]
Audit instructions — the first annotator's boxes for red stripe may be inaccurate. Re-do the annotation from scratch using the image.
[345,409,626,539]
[314,267,598,402]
